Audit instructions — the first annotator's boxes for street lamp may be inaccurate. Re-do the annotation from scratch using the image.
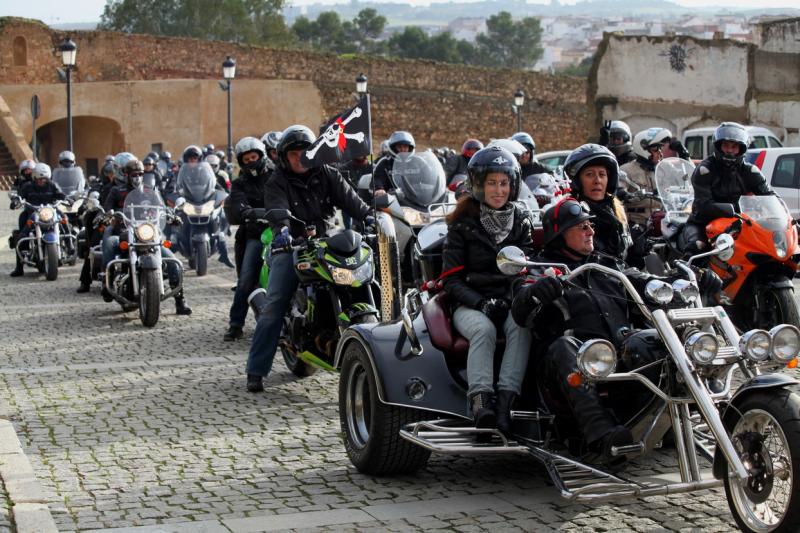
[59,37,77,152]
[513,89,525,133]
[356,73,368,96]
[222,56,236,163]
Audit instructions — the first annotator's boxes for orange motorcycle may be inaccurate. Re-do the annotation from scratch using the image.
[705,195,800,330]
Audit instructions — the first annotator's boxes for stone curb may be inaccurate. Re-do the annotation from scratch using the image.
[0,419,58,533]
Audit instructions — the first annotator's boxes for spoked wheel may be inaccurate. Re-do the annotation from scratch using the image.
[338,341,430,475]
[724,388,800,533]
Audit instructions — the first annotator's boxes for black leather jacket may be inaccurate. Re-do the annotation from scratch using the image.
[689,157,773,225]
[19,181,65,211]
[225,171,269,240]
[444,155,469,185]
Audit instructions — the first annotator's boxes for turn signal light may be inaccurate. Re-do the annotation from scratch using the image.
[788,358,798,369]
[119,241,129,251]
[567,372,582,388]
[163,240,172,249]
[61,216,68,224]
[26,220,33,227]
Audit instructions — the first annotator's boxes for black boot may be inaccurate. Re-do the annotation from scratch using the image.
[470,392,496,429]
[9,256,23,277]
[224,325,243,341]
[76,283,91,293]
[175,292,192,315]
[592,425,634,465]
[495,390,517,434]
[247,374,264,393]
[217,242,235,268]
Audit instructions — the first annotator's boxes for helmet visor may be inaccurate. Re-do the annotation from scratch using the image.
[392,152,446,207]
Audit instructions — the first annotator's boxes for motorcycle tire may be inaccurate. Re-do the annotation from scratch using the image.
[338,341,431,475]
[281,347,317,377]
[724,386,800,533]
[44,243,59,281]
[762,287,800,330]
[139,269,161,328]
[195,244,208,277]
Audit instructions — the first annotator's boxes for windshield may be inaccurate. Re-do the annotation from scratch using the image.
[143,171,159,191]
[655,157,695,222]
[392,151,446,207]
[176,162,216,202]
[123,186,167,230]
[51,167,86,195]
[740,195,790,232]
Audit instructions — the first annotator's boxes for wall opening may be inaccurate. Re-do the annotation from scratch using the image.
[12,36,27,66]
[35,116,125,170]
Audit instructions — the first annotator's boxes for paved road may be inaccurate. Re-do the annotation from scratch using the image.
[0,201,791,532]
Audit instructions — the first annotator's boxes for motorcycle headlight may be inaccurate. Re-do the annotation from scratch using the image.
[739,329,771,362]
[685,331,718,364]
[672,279,699,303]
[38,207,55,223]
[645,279,673,305]
[773,231,788,258]
[769,325,800,363]
[352,261,373,284]
[195,200,215,216]
[330,266,354,286]
[577,339,617,379]
[401,206,430,227]
[135,223,157,242]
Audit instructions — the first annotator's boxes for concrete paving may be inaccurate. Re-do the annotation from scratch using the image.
[0,200,795,532]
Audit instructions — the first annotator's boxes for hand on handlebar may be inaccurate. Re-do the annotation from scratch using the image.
[271,226,293,251]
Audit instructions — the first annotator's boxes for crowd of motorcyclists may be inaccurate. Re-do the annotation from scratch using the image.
[7,118,780,465]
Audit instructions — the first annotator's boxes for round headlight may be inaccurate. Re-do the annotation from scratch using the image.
[645,279,673,305]
[685,331,718,364]
[672,279,700,303]
[38,207,54,223]
[739,329,771,362]
[769,325,800,363]
[135,223,156,242]
[577,339,617,379]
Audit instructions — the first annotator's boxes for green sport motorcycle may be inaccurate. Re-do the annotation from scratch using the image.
[249,209,380,377]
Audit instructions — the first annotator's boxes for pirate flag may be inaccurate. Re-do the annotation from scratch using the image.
[302,96,372,168]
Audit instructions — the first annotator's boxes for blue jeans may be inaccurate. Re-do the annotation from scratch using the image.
[228,238,264,327]
[246,250,298,377]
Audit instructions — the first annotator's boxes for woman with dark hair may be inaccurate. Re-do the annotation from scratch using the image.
[441,146,534,433]
[563,144,631,260]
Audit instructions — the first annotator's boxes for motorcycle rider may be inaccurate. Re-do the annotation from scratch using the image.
[13,159,36,192]
[141,156,164,193]
[511,132,551,178]
[260,131,282,173]
[204,153,230,192]
[442,146,533,433]
[444,139,483,186]
[222,137,271,341]
[203,143,216,157]
[245,124,372,392]
[58,150,77,169]
[511,198,722,463]
[564,144,631,261]
[619,127,672,226]
[10,163,65,276]
[373,130,415,195]
[678,122,773,256]
[76,161,118,293]
[101,158,191,315]
[599,120,635,166]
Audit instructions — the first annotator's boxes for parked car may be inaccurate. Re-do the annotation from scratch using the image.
[746,147,800,219]
[536,150,571,172]
[683,126,783,161]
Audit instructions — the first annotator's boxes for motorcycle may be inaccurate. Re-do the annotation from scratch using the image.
[104,187,184,327]
[249,209,380,377]
[172,162,228,277]
[51,166,86,265]
[652,157,800,330]
[337,236,800,533]
[77,191,107,284]
[9,192,68,281]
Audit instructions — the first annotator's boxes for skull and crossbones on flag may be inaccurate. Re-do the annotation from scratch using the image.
[302,96,372,168]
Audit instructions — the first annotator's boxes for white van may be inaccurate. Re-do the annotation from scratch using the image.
[682,126,783,160]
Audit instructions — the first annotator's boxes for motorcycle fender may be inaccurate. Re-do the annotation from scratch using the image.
[758,278,794,290]
[138,254,160,270]
[42,232,58,244]
[191,232,210,243]
[336,316,470,420]
[712,373,799,479]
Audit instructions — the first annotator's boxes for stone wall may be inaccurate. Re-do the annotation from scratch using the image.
[0,16,588,168]
[754,17,800,54]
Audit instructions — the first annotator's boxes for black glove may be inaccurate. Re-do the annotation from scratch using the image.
[242,208,266,221]
[669,139,691,160]
[698,268,722,296]
[479,298,510,325]
[599,120,611,146]
[171,215,183,227]
[529,276,563,306]
[616,188,631,202]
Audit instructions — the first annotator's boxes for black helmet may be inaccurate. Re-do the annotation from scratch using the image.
[101,161,115,181]
[142,156,156,166]
[461,138,484,157]
[712,122,749,167]
[123,159,145,188]
[146,151,160,162]
[276,125,316,170]
[235,136,267,177]
[215,150,226,161]
[564,144,619,197]
[465,146,521,204]
[182,145,204,163]
[204,143,216,156]
[388,130,415,156]
[606,120,632,158]
[542,198,595,248]
[261,131,282,151]
[511,132,535,155]
[160,151,172,162]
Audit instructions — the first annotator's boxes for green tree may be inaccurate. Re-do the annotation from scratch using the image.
[349,8,386,53]
[292,8,385,55]
[475,11,543,69]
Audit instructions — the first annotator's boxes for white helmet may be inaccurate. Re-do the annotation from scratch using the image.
[632,128,672,160]
[58,150,76,166]
[33,162,52,180]
[204,154,221,172]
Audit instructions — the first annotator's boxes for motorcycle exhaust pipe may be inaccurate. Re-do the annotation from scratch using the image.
[248,288,268,320]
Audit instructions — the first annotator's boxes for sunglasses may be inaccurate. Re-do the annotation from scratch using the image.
[576,222,595,232]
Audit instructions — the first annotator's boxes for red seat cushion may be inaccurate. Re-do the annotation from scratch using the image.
[422,292,469,363]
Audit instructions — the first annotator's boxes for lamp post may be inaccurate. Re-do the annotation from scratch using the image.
[222,56,236,163]
[514,89,525,133]
[356,73,368,96]
[59,37,77,152]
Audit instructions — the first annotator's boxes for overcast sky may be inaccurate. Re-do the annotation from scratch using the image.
[1,0,797,24]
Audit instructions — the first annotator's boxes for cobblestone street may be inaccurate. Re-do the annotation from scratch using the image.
[0,201,792,532]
